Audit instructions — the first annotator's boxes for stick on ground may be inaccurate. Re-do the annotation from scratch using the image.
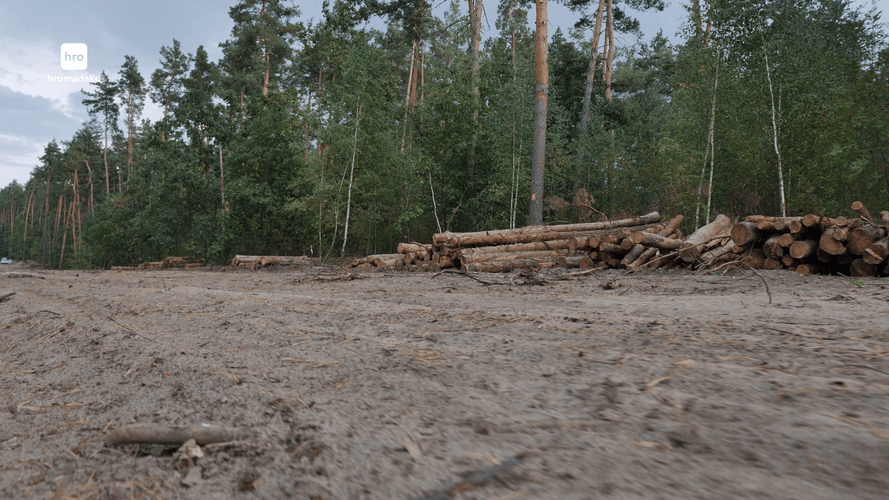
[105,424,245,446]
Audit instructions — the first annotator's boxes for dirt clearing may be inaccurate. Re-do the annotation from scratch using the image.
[2,263,889,499]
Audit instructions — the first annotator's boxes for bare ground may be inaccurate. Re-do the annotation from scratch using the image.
[2,262,889,500]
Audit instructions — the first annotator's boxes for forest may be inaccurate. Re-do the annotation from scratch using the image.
[0,0,886,269]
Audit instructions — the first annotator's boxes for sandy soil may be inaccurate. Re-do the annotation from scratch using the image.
[2,262,889,500]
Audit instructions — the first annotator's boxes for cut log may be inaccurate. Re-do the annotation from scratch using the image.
[732,243,751,254]
[777,233,797,248]
[621,215,684,270]
[881,211,889,225]
[851,201,873,223]
[453,239,581,256]
[743,249,766,269]
[463,258,557,273]
[620,238,635,251]
[832,227,848,242]
[701,241,734,264]
[439,255,454,268]
[789,220,804,234]
[459,249,566,265]
[763,258,784,270]
[598,242,627,255]
[432,212,661,247]
[397,243,432,257]
[631,231,683,250]
[556,256,585,268]
[763,234,784,258]
[106,424,244,446]
[819,227,848,256]
[850,258,878,278]
[781,254,795,267]
[619,244,647,269]
[790,240,818,260]
[847,225,887,255]
[434,213,662,247]
[625,247,657,271]
[680,214,733,262]
[862,238,889,265]
[730,221,761,246]
[795,263,819,275]
[578,254,596,269]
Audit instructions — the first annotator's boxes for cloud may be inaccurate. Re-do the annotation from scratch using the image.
[0,134,43,188]
[0,84,84,139]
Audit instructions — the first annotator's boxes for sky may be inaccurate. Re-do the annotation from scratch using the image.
[0,0,884,189]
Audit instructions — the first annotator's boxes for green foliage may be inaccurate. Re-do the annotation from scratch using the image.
[2,0,886,267]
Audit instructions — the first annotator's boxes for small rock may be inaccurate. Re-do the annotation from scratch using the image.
[181,466,202,487]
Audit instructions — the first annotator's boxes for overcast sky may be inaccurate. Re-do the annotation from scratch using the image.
[0,0,884,189]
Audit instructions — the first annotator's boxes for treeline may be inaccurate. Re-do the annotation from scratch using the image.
[0,0,886,268]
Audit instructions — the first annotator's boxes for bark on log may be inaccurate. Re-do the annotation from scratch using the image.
[851,201,873,223]
[459,249,566,264]
[106,424,245,446]
[433,213,661,247]
[619,244,647,268]
[701,241,734,264]
[790,239,818,259]
[453,239,580,256]
[463,259,557,273]
[440,224,663,249]
[819,227,848,256]
[763,234,784,258]
[598,242,627,255]
[847,225,887,255]
[850,258,878,278]
[816,248,833,263]
[862,238,889,265]
[730,221,761,246]
[631,231,682,250]
[625,247,656,271]
[556,256,585,268]
[620,215,684,269]
[681,214,733,262]
[397,243,432,258]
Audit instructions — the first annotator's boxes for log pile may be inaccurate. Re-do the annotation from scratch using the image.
[230,255,311,270]
[728,202,889,277]
[346,202,889,277]
[349,212,719,272]
[111,257,204,271]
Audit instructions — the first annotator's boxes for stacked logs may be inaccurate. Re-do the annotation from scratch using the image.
[110,256,204,271]
[230,255,311,270]
[728,202,889,277]
[348,212,728,272]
